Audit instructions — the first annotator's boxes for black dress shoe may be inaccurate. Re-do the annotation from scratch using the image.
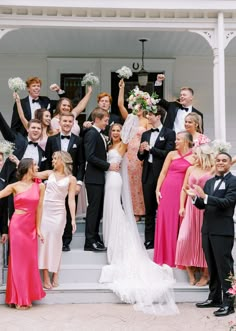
[62,245,71,252]
[214,306,235,317]
[84,242,107,252]
[196,299,222,308]
[96,240,105,248]
[144,241,154,250]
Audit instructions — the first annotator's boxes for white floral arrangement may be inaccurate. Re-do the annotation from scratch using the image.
[8,77,26,93]
[127,86,159,115]
[116,66,133,79]
[0,140,15,157]
[81,73,99,86]
[211,140,232,156]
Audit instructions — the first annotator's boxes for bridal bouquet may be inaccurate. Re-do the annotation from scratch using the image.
[0,140,15,157]
[81,72,100,86]
[227,274,236,330]
[8,77,26,93]
[116,66,133,79]
[128,86,159,115]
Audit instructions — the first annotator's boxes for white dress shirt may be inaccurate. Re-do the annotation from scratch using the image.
[22,139,39,165]
[148,124,163,163]
[60,133,71,152]
[173,106,192,133]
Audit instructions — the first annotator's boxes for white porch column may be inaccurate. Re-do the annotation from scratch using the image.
[214,12,226,140]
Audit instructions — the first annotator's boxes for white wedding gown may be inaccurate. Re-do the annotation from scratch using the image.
[100,149,178,315]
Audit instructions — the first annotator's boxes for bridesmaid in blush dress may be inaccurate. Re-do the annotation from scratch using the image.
[118,79,150,220]
[154,131,194,267]
[175,144,214,285]
[0,158,45,309]
[37,151,77,289]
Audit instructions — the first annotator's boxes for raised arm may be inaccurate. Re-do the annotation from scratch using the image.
[118,79,128,120]
[13,92,29,131]
[35,170,52,180]
[72,85,93,118]
[0,183,15,199]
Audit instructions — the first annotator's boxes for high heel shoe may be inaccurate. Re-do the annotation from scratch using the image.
[43,282,52,290]
[16,304,31,310]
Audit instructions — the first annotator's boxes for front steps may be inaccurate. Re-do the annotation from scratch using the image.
[0,220,209,305]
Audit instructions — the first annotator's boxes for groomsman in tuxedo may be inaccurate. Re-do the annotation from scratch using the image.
[44,111,85,251]
[138,106,176,249]
[154,74,203,132]
[82,92,123,136]
[0,114,45,228]
[11,76,64,136]
[83,107,120,252]
[187,152,236,317]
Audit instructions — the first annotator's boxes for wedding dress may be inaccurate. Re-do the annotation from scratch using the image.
[100,148,178,315]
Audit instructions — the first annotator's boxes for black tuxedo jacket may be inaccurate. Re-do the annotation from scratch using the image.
[195,173,236,236]
[0,112,45,184]
[154,86,204,131]
[84,127,110,185]
[44,133,85,181]
[137,127,176,183]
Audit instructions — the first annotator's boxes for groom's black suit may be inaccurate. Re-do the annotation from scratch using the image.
[154,85,203,131]
[84,127,110,246]
[194,172,236,307]
[137,126,176,243]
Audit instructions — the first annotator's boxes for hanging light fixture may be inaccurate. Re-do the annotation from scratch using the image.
[137,38,148,86]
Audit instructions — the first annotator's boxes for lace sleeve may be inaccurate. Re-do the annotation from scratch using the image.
[121,113,139,144]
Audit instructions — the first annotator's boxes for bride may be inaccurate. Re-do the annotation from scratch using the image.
[99,122,178,315]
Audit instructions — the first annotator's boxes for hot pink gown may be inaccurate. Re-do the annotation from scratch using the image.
[153,152,192,267]
[175,172,213,268]
[6,183,45,306]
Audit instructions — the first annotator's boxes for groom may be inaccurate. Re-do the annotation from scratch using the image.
[83,107,120,252]
[138,106,176,249]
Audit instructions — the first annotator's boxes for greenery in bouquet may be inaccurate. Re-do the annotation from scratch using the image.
[8,77,26,93]
[116,66,133,79]
[81,72,99,86]
[0,140,15,157]
[127,86,159,115]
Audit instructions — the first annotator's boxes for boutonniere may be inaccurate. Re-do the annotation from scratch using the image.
[72,144,77,148]
[159,136,165,141]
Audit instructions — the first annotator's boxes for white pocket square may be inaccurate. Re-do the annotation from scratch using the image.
[219,182,226,190]
[41,156,47,162]
[72,144,77,148]
[159,136,165,141]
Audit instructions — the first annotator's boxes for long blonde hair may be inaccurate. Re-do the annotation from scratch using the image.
[53,151,73,176]
[194,144,214,170]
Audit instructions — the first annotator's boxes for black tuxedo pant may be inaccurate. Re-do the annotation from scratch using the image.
[142,163,158,242]
[85,183,104,244]
[62,195,78,247]
[202,233,234,306]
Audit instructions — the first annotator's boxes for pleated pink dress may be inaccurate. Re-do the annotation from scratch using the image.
[38,173,70,273]
[153,152,192,267]
[175,172,213,268]
[6,183,45,306]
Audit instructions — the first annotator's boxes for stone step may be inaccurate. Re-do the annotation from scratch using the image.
[0,281,208,305]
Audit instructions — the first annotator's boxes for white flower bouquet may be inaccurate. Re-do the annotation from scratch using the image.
[0,140,15,157]
[8,77,26,93]
[211,140,232,155]
[81,73,100,86]
[116,66,133,79]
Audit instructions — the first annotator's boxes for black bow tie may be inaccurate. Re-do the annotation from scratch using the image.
[180,106,189,111]
[32,98,40,103]
[61,135,70,140]
[28,141,38,147]
[215,175,224,180]
[151,128,159,133]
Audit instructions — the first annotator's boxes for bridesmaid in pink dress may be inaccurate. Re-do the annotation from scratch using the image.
[0,158,45,309]
[118,79,150,220]
[154,131,194,267]
[175,144,214,286]
[184,112,210,147]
